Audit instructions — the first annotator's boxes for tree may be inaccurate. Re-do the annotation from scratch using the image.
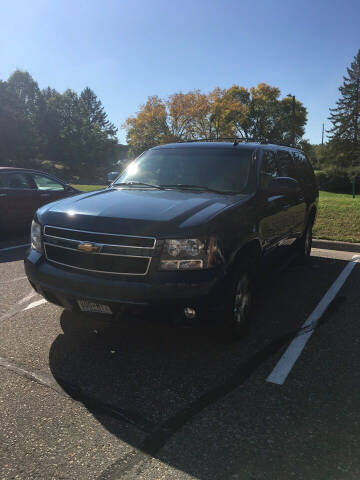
[124,84,308,155]
[0,70,120,182]
[328,49,360,165]
[124,96,170,157]
[80,87,117,136]
[2,70,45,164]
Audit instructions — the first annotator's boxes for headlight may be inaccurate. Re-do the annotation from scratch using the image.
[159,237,222,271]
[165,239,205,258]
[31,220,42,253]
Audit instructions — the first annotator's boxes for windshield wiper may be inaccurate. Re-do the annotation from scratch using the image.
[160,184,235,194]
[113,181,163,190]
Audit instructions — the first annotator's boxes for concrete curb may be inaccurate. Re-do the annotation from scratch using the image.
[313,238,360,253]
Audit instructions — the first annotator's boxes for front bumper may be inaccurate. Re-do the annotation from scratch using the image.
[24,250,228,314]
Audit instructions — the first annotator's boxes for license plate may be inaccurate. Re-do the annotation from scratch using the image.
[77,300,112,315]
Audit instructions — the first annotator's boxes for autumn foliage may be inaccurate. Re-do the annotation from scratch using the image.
[124,83,307,156]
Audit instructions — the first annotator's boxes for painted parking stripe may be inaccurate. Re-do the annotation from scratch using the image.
[18,291,37,304]
[23,298,47,311]
[1,275,27,283]
[0,243,30,252]
[267,255,360,385]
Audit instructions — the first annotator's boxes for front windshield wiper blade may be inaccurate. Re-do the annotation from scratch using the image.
[160,184,236,194]
[113,181,163,190]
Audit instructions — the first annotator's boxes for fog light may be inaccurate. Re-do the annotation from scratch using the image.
[184,307,196,319]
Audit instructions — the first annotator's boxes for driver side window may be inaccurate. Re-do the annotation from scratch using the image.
[260,151,279,189]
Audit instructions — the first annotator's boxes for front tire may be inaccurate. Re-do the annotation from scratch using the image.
[225,270,253,339]
[297,220,313,264]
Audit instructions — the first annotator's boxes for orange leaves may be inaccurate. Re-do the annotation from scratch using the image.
[124,83,307,156]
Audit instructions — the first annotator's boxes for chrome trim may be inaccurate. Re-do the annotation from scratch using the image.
[44,242,152,259]
[44,225,156,249]
[43,234,153,252]
[44,244,152,276]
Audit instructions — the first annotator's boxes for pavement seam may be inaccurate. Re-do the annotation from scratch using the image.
[0,355,153,434]
[0,355,67,396]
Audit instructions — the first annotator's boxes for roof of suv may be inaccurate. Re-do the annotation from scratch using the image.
[152,142,299,152]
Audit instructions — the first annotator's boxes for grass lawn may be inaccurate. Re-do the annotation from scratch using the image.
[72,184,106,192]
[71,186,360,244]
[313,191,360,243]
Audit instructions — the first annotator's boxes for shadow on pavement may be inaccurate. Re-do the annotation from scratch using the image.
[48,254,349,479]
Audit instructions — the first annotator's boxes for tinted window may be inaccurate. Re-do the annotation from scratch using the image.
[0,172,32,189]
[33,174,65,191]
[260,151,279,188]
[277,150,295,178]
[292,151,315,183]
[115,148,253,193]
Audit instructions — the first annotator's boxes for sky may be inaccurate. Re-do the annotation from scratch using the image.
[1,0,359,145]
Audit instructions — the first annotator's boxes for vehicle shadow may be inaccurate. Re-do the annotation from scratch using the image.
[48,255,348,479]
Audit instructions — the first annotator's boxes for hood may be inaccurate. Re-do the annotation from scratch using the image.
[37,187,248,236]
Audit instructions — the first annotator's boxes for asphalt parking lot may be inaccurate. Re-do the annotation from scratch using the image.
[1,239,360,479]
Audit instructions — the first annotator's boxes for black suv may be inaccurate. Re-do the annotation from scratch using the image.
[25,141,318,335]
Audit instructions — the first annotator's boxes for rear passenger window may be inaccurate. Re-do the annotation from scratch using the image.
[293,151,315,184]
[260,151,279,188]
[0,173,32,189]
[277,150,295,178]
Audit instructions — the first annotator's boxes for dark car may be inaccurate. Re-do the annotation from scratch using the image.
[24,141,318,336]
[0,167,79,237]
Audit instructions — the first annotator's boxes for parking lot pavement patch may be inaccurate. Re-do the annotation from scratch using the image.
[0,368,145,480]
[267,255,359,385]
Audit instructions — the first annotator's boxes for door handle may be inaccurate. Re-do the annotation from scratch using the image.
[40,193,50,197]
[0,193,7,197]
[282,204,291,211]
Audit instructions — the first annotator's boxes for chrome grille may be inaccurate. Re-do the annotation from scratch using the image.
[43,225,156,275]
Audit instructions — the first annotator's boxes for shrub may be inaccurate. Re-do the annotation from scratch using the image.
[315,167,351,193]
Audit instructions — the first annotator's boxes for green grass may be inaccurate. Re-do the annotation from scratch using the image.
[313,191,360,243]
[71,184,106,192]
[71,185,360,244]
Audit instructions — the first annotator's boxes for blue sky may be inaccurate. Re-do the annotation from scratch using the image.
[1,0,359,144]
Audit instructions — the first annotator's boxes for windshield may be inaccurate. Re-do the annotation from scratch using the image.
[114,147,253,193]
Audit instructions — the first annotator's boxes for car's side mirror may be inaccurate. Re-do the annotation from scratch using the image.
[64,184,77,193]
[267,177,299,196]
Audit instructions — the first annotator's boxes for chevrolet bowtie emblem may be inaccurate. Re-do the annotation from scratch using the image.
[77,242,101,253]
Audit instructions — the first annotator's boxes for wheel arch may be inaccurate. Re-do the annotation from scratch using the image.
[230,239,262,277]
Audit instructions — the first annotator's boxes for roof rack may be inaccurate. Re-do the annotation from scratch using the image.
[179,137,257,146]
[176,138,295,148]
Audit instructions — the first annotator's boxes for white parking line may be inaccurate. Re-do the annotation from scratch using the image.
[18,291,37,304]
[0,243,30,252]
[1,275,27,284]
[23,298,47,311]
[267,255,360,385]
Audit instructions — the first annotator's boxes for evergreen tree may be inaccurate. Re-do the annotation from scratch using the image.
[80,87,117,136]
[328,50,360,164]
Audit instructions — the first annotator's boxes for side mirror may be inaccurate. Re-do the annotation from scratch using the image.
[267,177,299,196]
